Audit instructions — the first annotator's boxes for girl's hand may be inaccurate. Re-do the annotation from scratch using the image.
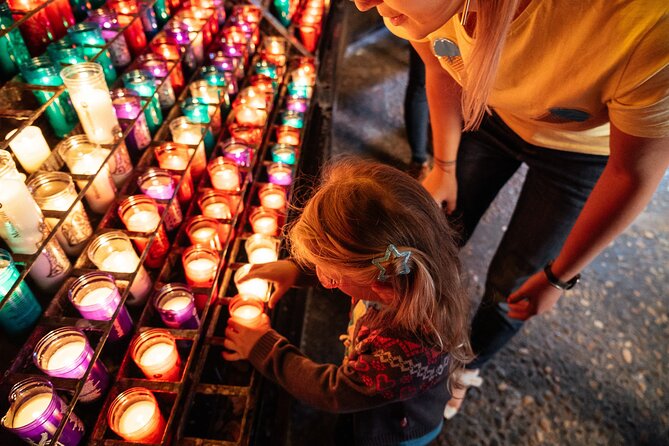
[422,167,458,214]
[236,260,301,308]
[507,271,564,320]
[223,314,271,361]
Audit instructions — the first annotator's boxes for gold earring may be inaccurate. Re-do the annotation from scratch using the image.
[460,0,472,26]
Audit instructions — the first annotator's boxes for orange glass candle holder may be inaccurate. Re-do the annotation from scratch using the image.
[276,125,301,146]
[130,329,181,381]
[207,156,241,191]
[249,207,279,236]
[198,190,234,219]
[154,142,195,203]
[108,387,166,443]
[118,195,170,268]
[186,216,229,251]
[244,233,279,264]
[258,183,287,211]
[182,245,219,287]
[228,294,264,327]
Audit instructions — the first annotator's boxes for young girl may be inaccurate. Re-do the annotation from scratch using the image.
[224,158,473,445]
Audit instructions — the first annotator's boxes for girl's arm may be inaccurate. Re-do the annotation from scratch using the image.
[508,124,669,319]
[411,40,464,213]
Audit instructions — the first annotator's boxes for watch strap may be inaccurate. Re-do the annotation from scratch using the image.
[543,261,580,290]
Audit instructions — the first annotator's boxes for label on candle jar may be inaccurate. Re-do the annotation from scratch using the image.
[46,202,93,256]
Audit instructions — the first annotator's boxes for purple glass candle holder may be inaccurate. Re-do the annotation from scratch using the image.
[111,88,152,156]
[153,283,200,329]
[1,377,85,445]
[136,53,176,109]
[69,272,134,342]
[137,168,183,232]
[286,97,309,113]
[221,138,254,167]
[33,328,110,403]
[267,162,293,186]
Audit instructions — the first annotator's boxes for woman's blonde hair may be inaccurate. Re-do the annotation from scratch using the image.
[288,157,473,374]
[462,0,519,130]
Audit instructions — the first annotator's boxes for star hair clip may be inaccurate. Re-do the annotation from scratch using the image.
[371,244,412,282]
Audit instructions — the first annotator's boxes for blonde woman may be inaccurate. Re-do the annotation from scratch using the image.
[225,158,473,445]
[353,0,669,418]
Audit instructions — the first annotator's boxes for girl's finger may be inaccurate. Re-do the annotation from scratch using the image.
[222,350,241,361]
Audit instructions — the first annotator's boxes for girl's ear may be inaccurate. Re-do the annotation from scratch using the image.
[371,281,395,304]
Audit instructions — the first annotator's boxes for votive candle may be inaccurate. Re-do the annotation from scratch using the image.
[0,249,41,335]
[258,183,287,211]
[228,295,264,328]
[244,234,279,264]
[234,264,269,301]
[108,387,166,443]
[153,283,200,329]
[137,168,183,232]
[207,157,240,191]
[267,162,293,186]
[221,139,253,167]
[249,207,279,236]
[118,195,170,269]
[198,190,233,219]
[270,144,296,165]
[186,216,228,251]
[182,245,219,287]
[4,126,51,173]
[130,329,181,381]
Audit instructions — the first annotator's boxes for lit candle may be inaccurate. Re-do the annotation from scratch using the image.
[154,283,200,329]
[276,125,301,146]
[108,388,166,443]
[154,143,195,204]
[137,168,183,232]
[221,139,253,167]
[87,231,153,305]
[234,264,269,301]
[2,378,85,446]
[186,216,228,251]
[198,190,233,219]
[0,249,42,335]
[228,123,263,146]
[261,36,288,67]
[130,329,181,381]
[270,144,297,164]
[267,162,293,186]
[57,135,118,214]
[168,117,207,180]
[233,104,267,127]
[258,183,287,210]
[228,295,264,328]
[245,234,279,264]
[207,157,241,191]
[28,172,94,257]
[111,88,152,156]
[250,207,279,236]
[69,272,134,342]
[182,245,219,287]
[286,97,309,113]
[189,78,224,105]
[4,126,51,173]
[118,195,170,269]
[280,110,304,129]
[33,327,110,403]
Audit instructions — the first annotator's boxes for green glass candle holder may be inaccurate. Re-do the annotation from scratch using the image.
[123,69,163,134]
[0,249,42,335]
[181,97,216,150]
[270,143,296,164]
[254,59,278,80]
[0,3,32,82]
[47,38,87,68]
[273,0,291,27]
[280,110,304,129]
[153,0,170,27]
[68,23,118,84]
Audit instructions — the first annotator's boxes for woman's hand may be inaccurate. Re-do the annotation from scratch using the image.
[236,260,301,308]
[506,271,563,320]
[223,314,271,361]
[422,167,458,214]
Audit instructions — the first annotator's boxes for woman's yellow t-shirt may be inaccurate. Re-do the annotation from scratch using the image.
[386,0,669,155]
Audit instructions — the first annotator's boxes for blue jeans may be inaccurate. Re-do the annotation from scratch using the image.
[451,112,608,369]
[404,45,430,164]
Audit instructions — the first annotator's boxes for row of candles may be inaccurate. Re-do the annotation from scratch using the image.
[271,0,327,53]
[1,4,318,444]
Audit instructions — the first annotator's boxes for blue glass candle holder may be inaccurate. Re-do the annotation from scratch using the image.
[280,110,304,129]
[0,3,32,82]
[67,23,117,84]
[123,69,163,134]
[0,249,42,335]
[46,38,87,68]
[272,0,291,27]
[270,144,296,165]
[181,97,216,150]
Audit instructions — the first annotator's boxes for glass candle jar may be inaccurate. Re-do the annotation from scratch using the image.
[111,88,152,156]
[112,9,147,57]
[270,144,296,165]
[66,23,117,85]
[87,231,153,305]
[0,249,41,335]
[228,123,263,147]
[261,36,288,67]
[168,117,207,178]
[249,207,279,236]
[258,183,287,211]
[130,329,181,381]
[207,157,240,192]
[136,53,176,108]
[164,20,202,64]
[118,195,170,269]
[1,377,85,446]
[46,38,87,68]
[86,7,133,68]
[69,272,134,342]
[280,110,304,129]
[286,96,309,114]
[228,294,264,327]
[232,104,267,127]
[122,69,163,134]
[33,327,110,402]
[20,56,77,138]
[107,387,166,443]
[254,59,277,81]
[7,0,57,56]
[27,172,93,256]
[185,216,228,251]
[244,233,279,264]
[0,2,31,82]
[4,126,51,173]
[234,264,269,302]
[198,189,233,219]
[221,138,253,167]
[154,143,195,204]
[267,162,293,186]
[180,96,221,138]
[181,245,219,287]
[189,78,223,105]
[153,283,200,329]
[61,63,120,145]
[137,168,183,231]
[57,135,117,214]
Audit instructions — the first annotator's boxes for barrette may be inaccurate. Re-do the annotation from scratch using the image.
[371,244,411,281]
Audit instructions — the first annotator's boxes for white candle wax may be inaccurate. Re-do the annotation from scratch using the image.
[100,251,152,305]
[172,128,202,146]
[252,216,277,235]
[12,393,52,428]
[47,340,86,371]
[0,178,46,254]
[191,227,216,243]
[140,343,175,367]
[161,296,191,311]
[5,126,51,173]
[211,168,239,191]
[233,304,262,320]
[160,155,188,171]
[186,258,217,283]
[118,400,156,435]
[248,247,278,264]
[203,202,231,219]
[28,240,71,291]
[235,265,269,301]
[68,152,117,215]
[260,192,285,210]
[80,286,113,306]
[125,210,160,233]
[70,88,120,145]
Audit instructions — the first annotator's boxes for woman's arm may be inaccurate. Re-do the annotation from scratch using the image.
[508,124,669,319]
[411,40,464,213]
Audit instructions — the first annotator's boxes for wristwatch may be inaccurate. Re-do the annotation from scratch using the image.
[543,261,580,290]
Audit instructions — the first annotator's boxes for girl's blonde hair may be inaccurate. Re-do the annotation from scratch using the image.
[288,157,473,374]
[462,0,519,130]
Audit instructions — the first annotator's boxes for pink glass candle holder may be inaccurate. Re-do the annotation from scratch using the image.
[69,272,134,342]
[228,294,264,328]
[1,377,85,446]
[198,190,234,219]
[267,162,293,186]
[234,264,269,301]
[259,183,287,211]
[286,96,309,113]
[244,233,279,264]
[108,387,166,443]
[186,216,229,251]
[153,283,200,329]
[154,142,195,203]
[221,138,254,167]
[33,327,110,403]
[118,195,170,269]
[276,125,301,146]
[207,157,241,191]
[228,123,263,147]
[249,207,279,236]
[137,168,183,232]
[182,245,219,287]
[130,329,182,381]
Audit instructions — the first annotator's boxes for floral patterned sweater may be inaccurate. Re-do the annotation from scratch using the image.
[248,300,450,444]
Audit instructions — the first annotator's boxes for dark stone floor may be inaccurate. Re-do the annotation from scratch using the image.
[286,23,668,446]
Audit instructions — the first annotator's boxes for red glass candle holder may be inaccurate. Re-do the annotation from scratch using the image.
[258,183,287,211]
[198,189,234,219]
[118,195,170,268]
[182,244,219,287]
[154,142,195,204]
[249,207,279,236]
[130,329,181,381]
[108,387,166,443]
[228,122,263,146]
[186,215,229,251]
[207,156,241,192]
[228,294,264,327]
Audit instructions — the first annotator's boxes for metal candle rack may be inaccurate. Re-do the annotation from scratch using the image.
[0,0,325,444]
